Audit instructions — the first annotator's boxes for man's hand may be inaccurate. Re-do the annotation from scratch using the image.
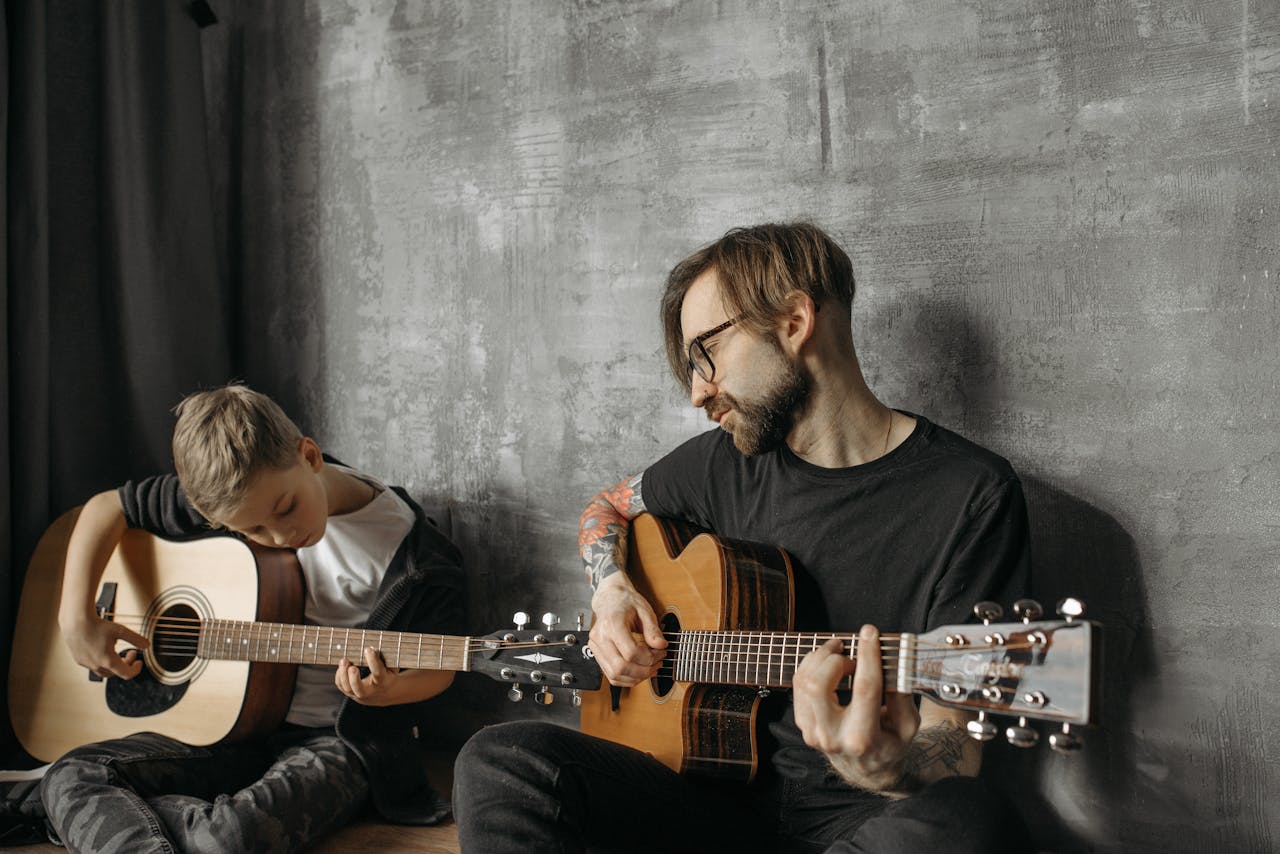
[60,614,151,680]
[587,571,667,687]
[792,626,921,794]
[336,647,405,706]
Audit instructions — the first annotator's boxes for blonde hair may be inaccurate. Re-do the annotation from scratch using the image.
[172,384,303,523]
[660,223,855,391]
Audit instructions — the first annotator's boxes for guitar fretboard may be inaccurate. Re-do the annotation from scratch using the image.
[671,630,915,690]
[195,620,473,671]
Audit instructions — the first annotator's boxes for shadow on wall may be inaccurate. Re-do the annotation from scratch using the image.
[982,477,1153,854]
[410,492,586,749]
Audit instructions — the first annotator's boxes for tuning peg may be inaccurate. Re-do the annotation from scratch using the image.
[1056,598,1085,622]
[1049,723,1084,753]
[507,685,524,702]
[1005,716,1039,748]
[966,711,998,741]
[534,686,554,706]
[576,612,585,631]
[542,612,560,631]
[571,689,582,707]
[1012,599,1043,623]
[972,601,1004,624]
[513,611,530,630]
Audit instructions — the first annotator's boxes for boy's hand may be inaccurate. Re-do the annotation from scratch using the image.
[61,615,151,680]
[336,647,403,707]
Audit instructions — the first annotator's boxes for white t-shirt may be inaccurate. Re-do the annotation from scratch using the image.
[285,465,415,727]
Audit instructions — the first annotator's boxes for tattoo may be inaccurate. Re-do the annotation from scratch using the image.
[579,473,646,589]
[899,720,970,792]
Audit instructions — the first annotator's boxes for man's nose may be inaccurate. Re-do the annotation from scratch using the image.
[690,373,716,408]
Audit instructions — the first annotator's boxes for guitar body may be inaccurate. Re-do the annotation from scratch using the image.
[582,518,1100,776]
[9,508,303,762]
[579,514,793,783]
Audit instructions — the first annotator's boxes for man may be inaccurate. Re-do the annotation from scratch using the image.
[454,223,1033,853]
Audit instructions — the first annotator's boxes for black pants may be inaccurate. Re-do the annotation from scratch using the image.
[38,728,368,854]
[452,722,1032,854]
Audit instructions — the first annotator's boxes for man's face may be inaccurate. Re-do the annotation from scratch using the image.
[216,440,330,550]
[680,271,809,456]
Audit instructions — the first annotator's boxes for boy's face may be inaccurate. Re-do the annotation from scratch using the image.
[215,438,331,550]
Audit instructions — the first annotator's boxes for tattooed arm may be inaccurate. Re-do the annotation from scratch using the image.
[580,474,667,686]
[792,629,980,797]
[579,472,647,590]
[890,702,980,794]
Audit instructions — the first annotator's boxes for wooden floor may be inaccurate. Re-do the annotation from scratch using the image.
[6,822,460,854]
[311,816,459,853]
[7,751,460,854]
[311,751,459,853]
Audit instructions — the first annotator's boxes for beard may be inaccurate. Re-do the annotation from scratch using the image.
[705,352,809,456]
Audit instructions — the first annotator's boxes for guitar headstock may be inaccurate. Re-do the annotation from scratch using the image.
[471,611,602,706]
[911,598,1099,752]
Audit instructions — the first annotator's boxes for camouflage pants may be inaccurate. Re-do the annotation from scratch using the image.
[39,727,369,854]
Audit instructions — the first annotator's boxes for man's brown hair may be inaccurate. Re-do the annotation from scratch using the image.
[171,384,303,523]
[660,222,855,390]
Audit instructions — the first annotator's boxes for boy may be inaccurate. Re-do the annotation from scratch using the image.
[43,383,464,852]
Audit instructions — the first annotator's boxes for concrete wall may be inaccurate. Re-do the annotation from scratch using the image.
[217,1,1279,850]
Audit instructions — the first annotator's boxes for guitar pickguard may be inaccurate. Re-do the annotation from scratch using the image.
[104,658,191,718]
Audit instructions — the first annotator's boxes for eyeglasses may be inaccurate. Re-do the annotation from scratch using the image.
[686,317,738,386]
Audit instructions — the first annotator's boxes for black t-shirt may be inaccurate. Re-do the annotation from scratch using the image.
[642,413,1031,781]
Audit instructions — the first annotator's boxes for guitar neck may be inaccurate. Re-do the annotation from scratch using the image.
[671,630,918,692]
[196,619,474,671]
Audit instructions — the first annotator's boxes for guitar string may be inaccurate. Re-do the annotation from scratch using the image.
[122,634,1036,662]
[99,622,1039,701]
[100,613,555,662]
[103,612,1049,695]
[103,612,1040,652]
[105,613,1047,663]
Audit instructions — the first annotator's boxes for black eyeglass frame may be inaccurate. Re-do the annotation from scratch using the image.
[686,317,739,386]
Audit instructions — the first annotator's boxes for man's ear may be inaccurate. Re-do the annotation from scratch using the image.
[299,437,323,471]
[778,290,818,356]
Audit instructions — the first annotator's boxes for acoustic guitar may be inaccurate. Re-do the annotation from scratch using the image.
[580,513,1099,783]
[9,508,600,763]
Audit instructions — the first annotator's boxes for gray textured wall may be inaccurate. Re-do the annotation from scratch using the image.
[220,1,1279,850]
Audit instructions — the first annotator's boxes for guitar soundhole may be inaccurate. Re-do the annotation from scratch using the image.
[152,603,200,674]
[651,612,680,698]
[142,586,212,686]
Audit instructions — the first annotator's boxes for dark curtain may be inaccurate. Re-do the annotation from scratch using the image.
[2,0,234,760]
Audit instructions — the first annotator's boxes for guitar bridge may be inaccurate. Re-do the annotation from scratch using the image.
[89,582,118,682]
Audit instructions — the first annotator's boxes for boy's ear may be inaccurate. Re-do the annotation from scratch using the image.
[299,437,323,471]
